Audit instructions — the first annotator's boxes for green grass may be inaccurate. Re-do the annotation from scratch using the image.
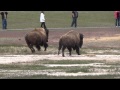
[65,66,90,73]
[0,11,115,29]
[0,60,104,69]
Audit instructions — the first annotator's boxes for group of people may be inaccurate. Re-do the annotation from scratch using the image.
[40,11,79,29]
[40,11,120,28]
[1,11,120,30]
[0,11,78,30]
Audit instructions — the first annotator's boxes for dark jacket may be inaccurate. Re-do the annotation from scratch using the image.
[72,11,78,18]
[0,12,8,19]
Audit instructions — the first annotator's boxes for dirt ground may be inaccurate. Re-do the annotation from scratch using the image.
[0,27,120,64]
[1,27,120,47]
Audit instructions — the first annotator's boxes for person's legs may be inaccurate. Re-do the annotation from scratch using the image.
[41,22,44,28]
[74,18,77,28]
[4,19,7,29]
[41,22,47,29]
[115,19,117,27]
[43,22,47,29]
[2,19,6,29]
[2,19,4,29]
[116,19,118,27]
[71,17,75,27]
[118,18,120,27]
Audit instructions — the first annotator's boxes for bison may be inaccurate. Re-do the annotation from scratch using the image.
[58,30,84,57]
[25,28,49,53]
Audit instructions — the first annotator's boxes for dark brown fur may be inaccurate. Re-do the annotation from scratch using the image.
[58,30,84,57]
[25,28,48,53]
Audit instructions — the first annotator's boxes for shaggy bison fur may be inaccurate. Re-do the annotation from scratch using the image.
[58,30,84,57]
[25,28,49,53]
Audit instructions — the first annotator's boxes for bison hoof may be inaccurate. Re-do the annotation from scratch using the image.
[32,50,35,53]
[38,49,41,51]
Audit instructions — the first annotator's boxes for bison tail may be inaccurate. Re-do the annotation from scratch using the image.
[79,33,84,48]
[44,28,49,42]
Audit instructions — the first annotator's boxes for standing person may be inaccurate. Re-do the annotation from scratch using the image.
[71,11,78,28]
[0,11,8,29]
[40,11,47,29]
[114,11,120,27]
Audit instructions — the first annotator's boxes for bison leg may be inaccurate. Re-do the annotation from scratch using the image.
[29,45,35,53]
[62,46,66,57]
[67,47,72,56]
[58,45,62,55]
[58,50,60,55]
[31,48,35,53]
[76,47,80,55]
[25,38,35,53]
[44,43,48,51]
[35,45,41,51]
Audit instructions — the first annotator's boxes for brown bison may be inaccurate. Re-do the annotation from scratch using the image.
[58,30,84,57]
[25,28,49,53]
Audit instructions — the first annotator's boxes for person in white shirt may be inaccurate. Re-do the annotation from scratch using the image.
[40,11,47,29]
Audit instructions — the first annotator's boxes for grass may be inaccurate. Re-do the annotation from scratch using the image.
[0,60,104,69]
[65,66,90,73]
[0,60,120,79]
[0,11,115,29]
[0,45,58,55]
[0,45,120,55]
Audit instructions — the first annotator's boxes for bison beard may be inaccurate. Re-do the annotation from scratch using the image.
[58,30,84,57]
[25,28,49,53]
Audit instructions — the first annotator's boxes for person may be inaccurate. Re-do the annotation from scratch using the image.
[114,11,120,27]
[40,11,47,29]
[0,11,8,29]
[71,11,78,28]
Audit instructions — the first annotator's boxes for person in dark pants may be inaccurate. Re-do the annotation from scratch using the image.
[40,11,47,29]
[71,11,78,28]
[114,11,120,27]
[0,11,8,29]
